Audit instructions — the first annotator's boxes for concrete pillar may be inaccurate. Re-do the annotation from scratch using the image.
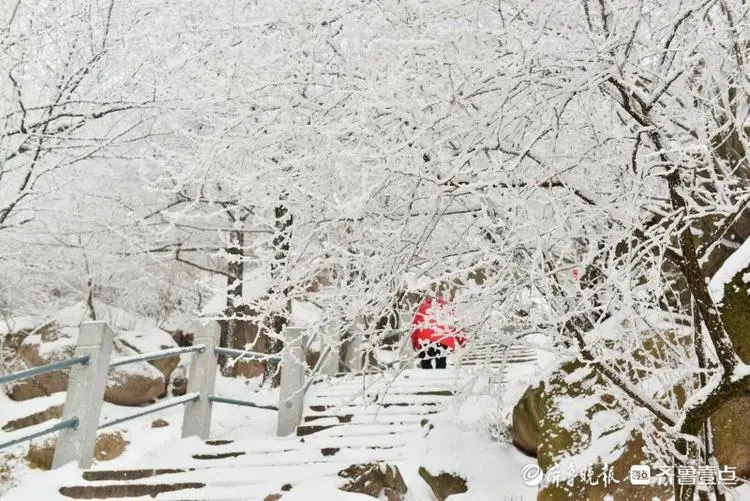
[52,321,115,469]
[397,310,415,369]
[343,316,363,372]
[277,327,307,436]
[181,321,220,440]
[320,321,340,376]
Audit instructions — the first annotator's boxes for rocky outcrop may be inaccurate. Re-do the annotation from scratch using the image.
[417,467,467,501]
[2,405,63,432]
[3,302,180,405]
[512,385,545,457]
[338,463,407,501]
[105,340,165,406]
[513,360,673,501]
[151,418,169,428]
[6,336,74,400]
[710,387,750,481]
[25,432,128,470]
[513,340,750,501]
[233,359,265,379]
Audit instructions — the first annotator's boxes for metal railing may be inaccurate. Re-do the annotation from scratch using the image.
[208,395,278,411]
[109,345,205,368]
[99,393,200,430]
[0,418,80,451]
[0,315,370,469]
[0,323,216,469]
[214,346,281,362]
[0,355,89,386]
[0,355,91,452]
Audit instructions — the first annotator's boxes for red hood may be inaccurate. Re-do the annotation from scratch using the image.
[410,297,466,350]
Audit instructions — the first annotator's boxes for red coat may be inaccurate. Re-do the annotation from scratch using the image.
[410,297,466,351]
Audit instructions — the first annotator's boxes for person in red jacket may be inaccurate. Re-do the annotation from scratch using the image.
[411,296,466,369]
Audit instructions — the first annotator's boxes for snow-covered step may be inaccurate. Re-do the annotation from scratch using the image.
[48,365,498,500]
[461,358,537,366]
[148,434,421,464]
[303,412,431,426]
[305,393,453,407]
[461,351,536,358]
[302,403,441,418]
[309,383,455,396]
[95,445,412,473]
[296,422,424,439]
[59,452,408,499]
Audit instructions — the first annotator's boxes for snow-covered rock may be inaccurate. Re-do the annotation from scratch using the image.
[3,301,178,405]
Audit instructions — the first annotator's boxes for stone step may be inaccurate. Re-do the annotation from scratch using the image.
[305,393,453,407]
[309,383,456,397]
[460,353,537,360]
[303,412,432,426]
[93,444,412,475]
[460,349,536,356]
[296,421,424,438]
[60,451,408,498]
[463,346,533,352]
[460,358,537,366]
[131,433,421,463]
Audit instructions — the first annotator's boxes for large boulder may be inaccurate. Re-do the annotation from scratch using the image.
[5,323,77,400]
[511,359,673,501]
[512,323,750,500]
[708,251,750,479]
[711,396,750,480]
[104,340,165,406]
[512,385,545,457]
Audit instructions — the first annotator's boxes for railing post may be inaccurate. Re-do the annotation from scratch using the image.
[277,326,307,436]
[320,321,340,376]
[397,311,414,370]
[342,316,363,372]
[181,321,219,440]
[52,321,115,469]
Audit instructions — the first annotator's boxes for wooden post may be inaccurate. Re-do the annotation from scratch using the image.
[52,322,115,469]
[277,327,307,436]
[181,321,220,439]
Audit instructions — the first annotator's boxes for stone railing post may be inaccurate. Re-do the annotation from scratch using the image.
[277,326,307,436]
[342,316,363,372]
[52,321,115,469]
[320,321,340,376]
[181,321,220,439]
[397,311,415,369]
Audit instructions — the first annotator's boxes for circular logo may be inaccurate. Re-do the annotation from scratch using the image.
[521,464,544,486]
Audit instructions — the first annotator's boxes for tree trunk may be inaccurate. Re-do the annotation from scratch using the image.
[218,228,266,377]
[265,203,293,387]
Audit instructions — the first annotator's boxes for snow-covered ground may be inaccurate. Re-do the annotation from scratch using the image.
[0,375,276,496]
[1,355,543,501]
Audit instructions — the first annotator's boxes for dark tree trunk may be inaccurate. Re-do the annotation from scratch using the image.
[218,228,267,377]
[265,202,293,387]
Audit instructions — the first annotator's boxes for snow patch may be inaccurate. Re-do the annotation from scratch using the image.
[709,237,750,303]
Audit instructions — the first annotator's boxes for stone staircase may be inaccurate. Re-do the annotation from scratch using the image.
[39,342,539,501]
[459,341,537,366]
[459,341,538,385]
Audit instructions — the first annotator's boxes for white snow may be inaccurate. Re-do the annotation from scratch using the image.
[709,236,750,303]
[2,355,546,501]
[0,374,278,498]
